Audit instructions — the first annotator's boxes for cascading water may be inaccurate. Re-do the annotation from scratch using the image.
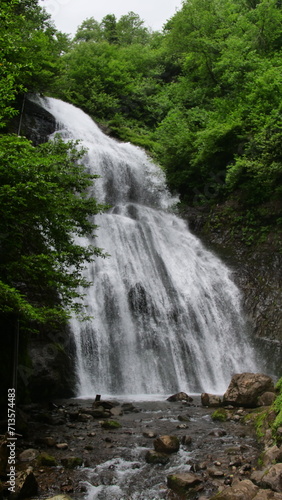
[37,96,258,397]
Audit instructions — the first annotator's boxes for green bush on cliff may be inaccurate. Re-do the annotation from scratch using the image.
[273,378,282,435]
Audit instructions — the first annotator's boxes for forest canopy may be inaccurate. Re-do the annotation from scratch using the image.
[0,0,282,327]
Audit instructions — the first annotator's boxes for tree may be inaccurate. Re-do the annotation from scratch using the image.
[0,0,70,127]
[0,134,106,327]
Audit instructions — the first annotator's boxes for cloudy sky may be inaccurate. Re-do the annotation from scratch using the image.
[39,0,183,36]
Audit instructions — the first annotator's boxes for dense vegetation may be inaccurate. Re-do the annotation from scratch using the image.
[1,0,281,330]
[0,0,105,330]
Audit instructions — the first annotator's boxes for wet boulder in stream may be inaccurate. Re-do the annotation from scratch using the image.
[154,435,180,454]
[223,373,275,408]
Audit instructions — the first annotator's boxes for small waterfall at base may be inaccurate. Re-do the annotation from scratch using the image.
[37,96,259,397]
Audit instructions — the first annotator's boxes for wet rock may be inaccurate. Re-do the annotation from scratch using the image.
[19,449,39,462]
[56,443,68,450]
[100,420,122,429]
[154,435,180,454]
[257,392,277,407]
[181,435,192,445]
[210,478,259,499]
[208,428,227,437]
[178,414,190,422]
[142,430,157,438]
[121,403,139,413]
[253,491,282,499]
[91,408,111,418]
[37,452,58,467]
[167,392,193,402]
[145,450,170,465]
[16,468,38,498]
[261,446,282,467]
[260,464,282,492]
[201,393,222,407]
[167,472,203,495]
[77,413,92,422]
[208,467,225,478]
[223,373,275,408]
[45,496,73,500]
[35,436,56,447]
[93,400,117,410]
[61,457,83,469]
[110,406,123,417]
[67,411,79,422]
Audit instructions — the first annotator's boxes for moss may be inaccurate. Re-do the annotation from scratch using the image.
[37,452,58,467]
[211,409,228,421]
[101,420,122,429]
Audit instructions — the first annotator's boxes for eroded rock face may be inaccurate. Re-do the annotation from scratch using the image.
[223,373,275,407]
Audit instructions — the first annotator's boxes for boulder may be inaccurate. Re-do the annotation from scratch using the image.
[19,449,39,462]
[201,393,222,407]
[209,478,259,499]
[167,472,203,495]
[154,435,180,454]
[145,450,170,465]
[17,468,38,499]
[257,392,277,407]
[223,373,275,408]
[167,392,193,402]
[261,464,282,492]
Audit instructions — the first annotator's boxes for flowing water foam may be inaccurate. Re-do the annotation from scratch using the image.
[37,96,258,396]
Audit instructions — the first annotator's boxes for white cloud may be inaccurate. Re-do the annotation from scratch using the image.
[39,0,182,35]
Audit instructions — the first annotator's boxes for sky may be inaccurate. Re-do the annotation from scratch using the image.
[39,0,183,36]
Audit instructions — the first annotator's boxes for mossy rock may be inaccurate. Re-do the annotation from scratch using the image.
[61,457,83,469]
[37,452,58,467]
[145,450,170,465]
[101,420,122,429]
[211,409,228,422]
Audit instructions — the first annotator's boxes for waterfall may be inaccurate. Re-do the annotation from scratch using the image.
[36,96,258,397]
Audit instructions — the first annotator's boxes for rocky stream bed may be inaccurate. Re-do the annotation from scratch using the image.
[1,394,273,499]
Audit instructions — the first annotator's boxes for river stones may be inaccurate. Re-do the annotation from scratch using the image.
[154,435,180,454]
[145,450,170,465]
[201,393,222,407]
[223,373,275,408]
[210,478,259,499]
[167,472,203,495]
[167,392,193,402]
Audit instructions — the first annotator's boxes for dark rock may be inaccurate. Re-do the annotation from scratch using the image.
[17,468,38,499]
[61,457,83,469]
[167,392,193,402]
[145,450,170,465]
[101,420,122,429]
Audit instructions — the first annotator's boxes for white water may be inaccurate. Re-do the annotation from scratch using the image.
[37,96,258,396]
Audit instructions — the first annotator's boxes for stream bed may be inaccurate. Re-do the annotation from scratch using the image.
[17,395,262,499]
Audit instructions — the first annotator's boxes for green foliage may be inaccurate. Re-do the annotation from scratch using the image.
[273,378,282,432]
[0,0,71,127]
[211,408,228,421]
[0,134,106,326]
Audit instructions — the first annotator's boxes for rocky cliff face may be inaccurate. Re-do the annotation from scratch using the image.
[186,206,282,378]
